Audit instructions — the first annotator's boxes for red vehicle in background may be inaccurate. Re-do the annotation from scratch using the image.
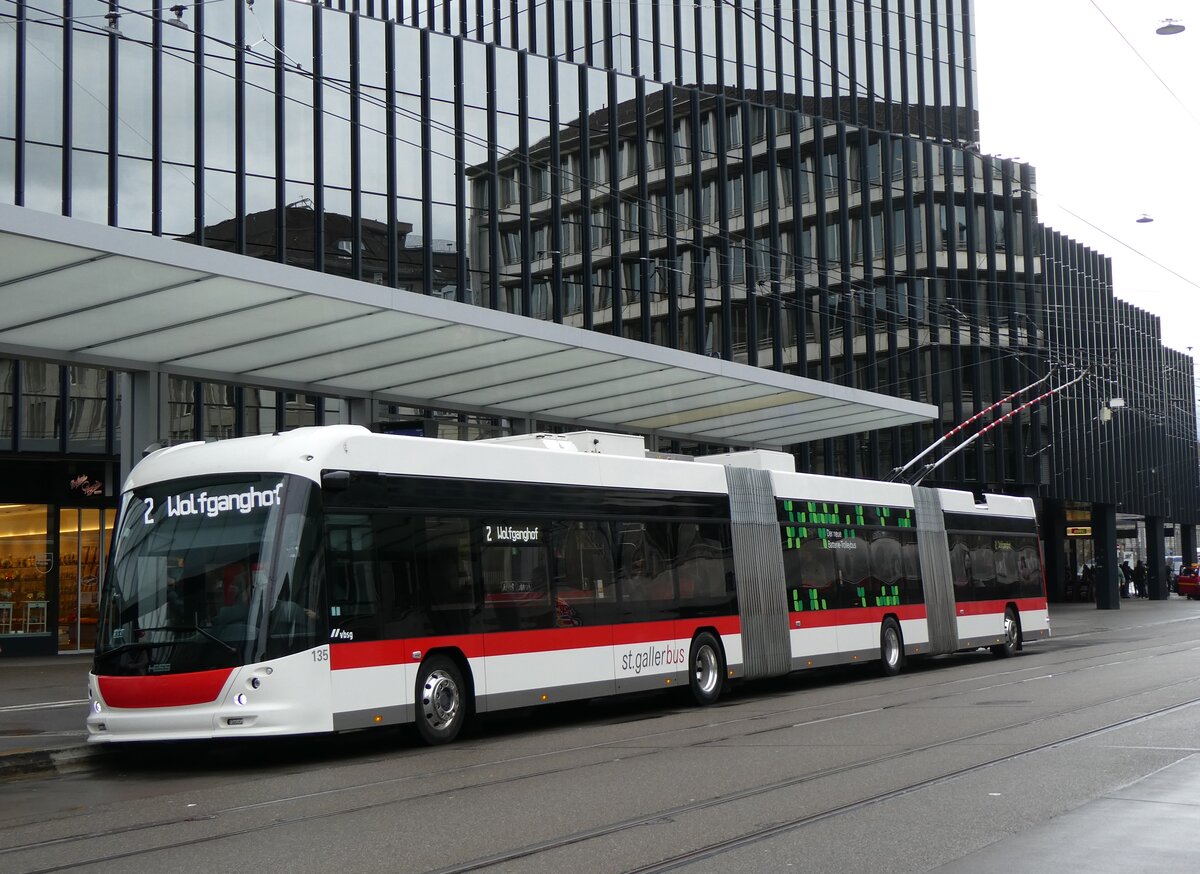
[1177,565,1200,599]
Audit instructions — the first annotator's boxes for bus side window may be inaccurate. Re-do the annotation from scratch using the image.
[368,514,411,639]
[969,535,997,599]
[1018,543,1043,598]
[869,533,903,606]
[901,538,922,602]
[616,522,676,617]
[363,515,478,639]
[796,537,837,610]
[549,521,615,627]
[325,516,382,642]
[948,536,972,592]
[676,523,735,615]
[420,517,478,635]
[836,540,871,608]
[994,542,1021,595]
[480,527,553,632]
[615,525,645,603]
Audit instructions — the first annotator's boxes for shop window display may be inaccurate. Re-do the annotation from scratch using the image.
[58,508,107,652]
[0,505,52,639]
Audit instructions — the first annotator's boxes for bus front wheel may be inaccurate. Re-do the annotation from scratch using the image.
[415,655,468,745]
[689,632,725,705]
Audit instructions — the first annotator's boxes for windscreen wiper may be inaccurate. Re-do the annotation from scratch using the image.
[190,621,238,654]
[95,640,158,659]
[100,623,237,656]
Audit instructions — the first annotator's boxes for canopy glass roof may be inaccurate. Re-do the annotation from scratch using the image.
[0,206,935,449]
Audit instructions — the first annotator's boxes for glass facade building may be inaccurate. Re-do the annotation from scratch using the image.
[1,1,1197,653]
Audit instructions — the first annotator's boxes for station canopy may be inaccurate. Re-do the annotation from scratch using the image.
[0,205,935,449]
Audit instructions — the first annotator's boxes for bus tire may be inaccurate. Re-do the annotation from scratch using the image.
[991,608,1020,658]
[415,655,468,745]
[880,618,904,677]
[689,632,725,706]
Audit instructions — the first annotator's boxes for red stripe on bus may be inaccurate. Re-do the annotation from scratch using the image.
[610,616,741,647]
[330,639,415,670]
[788,604,927,628]
[955,597,1047,616]
[329,616,743,670]
[98,669,233,709]
[484,626,612,655]
[788,598,1047,629]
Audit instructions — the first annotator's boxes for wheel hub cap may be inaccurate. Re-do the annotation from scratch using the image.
[423,672,458,726]
[695,648,718,694]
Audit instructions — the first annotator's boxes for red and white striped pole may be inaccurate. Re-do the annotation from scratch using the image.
[890,371,1053,482]
[911,371,1086,486]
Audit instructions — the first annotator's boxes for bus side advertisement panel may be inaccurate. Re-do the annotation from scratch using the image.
[953,598,1047,643]
[1011,597,1051,641]
[672,616,742,683]
[611,617,741,690]
[330,660,409,725]
[481,626,616,703]
[788,622,838,668]
[789,604,929,663]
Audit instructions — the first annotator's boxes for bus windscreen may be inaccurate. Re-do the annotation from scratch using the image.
[94,474,325,676]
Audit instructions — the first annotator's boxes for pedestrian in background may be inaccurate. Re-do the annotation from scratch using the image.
[1120,560,1133,598]
[1134,560,1147,598]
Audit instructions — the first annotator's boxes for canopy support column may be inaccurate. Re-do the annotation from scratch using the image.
[119,370,169,487]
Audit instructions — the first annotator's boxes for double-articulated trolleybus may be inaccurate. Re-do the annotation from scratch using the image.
[88,426,1049,744]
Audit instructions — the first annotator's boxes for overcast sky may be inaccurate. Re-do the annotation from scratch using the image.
[973,0,1200,357]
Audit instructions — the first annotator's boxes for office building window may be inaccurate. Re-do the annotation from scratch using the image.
[21,362,60,451]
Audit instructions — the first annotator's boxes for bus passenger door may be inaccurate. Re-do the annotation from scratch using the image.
[479,520,615,706]
[781,539,839,665]
[402,517,484,712]
[547,522,616,700]
[612,523,677,693]
[324,514,405,730]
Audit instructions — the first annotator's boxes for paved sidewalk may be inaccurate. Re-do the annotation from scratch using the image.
[935,752,1200,874]
[0,598,1197,778]
[0,652,94,778]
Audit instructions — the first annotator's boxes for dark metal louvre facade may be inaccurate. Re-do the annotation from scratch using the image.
[1042,225,1200,521]
[340,0,979,145]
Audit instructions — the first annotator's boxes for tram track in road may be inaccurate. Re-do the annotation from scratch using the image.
[428,679,1200,873]
[7,644,1200,874]
[0,634,1194,844]
[620,694,1200,874]
[2,630,1187,827]
[0,700,88,715]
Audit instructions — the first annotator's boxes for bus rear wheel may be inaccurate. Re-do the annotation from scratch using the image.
[415,655,467,745]
[689,632,725,705]
[991,608,1021,658]
[880,618,904,677]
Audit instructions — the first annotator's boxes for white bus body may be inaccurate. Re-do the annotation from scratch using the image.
[87,426,1048,744]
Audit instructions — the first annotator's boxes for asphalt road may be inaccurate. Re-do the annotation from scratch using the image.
[4,601,1200,873]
